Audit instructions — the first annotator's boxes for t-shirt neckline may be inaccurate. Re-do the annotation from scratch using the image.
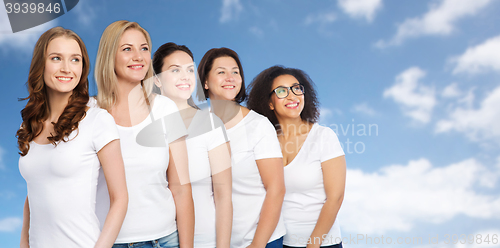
[284,122,318,167]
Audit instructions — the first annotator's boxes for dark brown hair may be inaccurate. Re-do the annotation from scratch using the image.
[152,42,200,109]
[247,65,320,130]
[197,47,246,103]
[16,27,90,156]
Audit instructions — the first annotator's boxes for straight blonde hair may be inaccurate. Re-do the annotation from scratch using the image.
[95,20,154,110]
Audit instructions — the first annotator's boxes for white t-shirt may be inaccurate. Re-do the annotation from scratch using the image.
[186,108,229,248]
[282,123,345,247]
[227,110,286,248]
[19,107,119,248]
[96,95,187,243]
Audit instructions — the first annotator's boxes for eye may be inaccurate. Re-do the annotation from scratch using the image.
[218,71,225,74]
[123,47,131,51]
[51,56,61,61]
[172,69,179,73]
[276,88,287,95]
[141,47,149,51]
[232,71,239,75]
[71,58,80,62]
[188,68,194,73]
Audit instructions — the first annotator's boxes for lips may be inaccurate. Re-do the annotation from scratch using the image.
[285,101,299,109]
[128,64,144,70]
[56,76,73,82]
[176,83,190,90]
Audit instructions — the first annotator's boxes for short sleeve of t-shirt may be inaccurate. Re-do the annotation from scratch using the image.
[319,127,345,163]
[92,110,120,152]
[253,118,282,160]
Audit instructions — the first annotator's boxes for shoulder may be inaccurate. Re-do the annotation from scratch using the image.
[152,94,178,115]
[314,123,338,138]
[247,110,277,134]
[84,107,115,126]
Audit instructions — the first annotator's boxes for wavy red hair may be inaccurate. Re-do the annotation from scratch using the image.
[16,27,90,156]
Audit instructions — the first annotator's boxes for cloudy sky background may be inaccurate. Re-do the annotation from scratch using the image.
[1,0,499,247]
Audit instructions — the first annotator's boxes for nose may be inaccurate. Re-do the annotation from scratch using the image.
[225,74,235,82]
[132,50,143,61]
[60,60,70,73]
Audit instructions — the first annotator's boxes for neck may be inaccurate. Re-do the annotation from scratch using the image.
[47,90,72,123]
[115,79,142,107]
[173,98,192,110]
[277,116,309,138]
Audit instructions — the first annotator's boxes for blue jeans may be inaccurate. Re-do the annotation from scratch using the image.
[266,236,283,248]
[112,231,179,248]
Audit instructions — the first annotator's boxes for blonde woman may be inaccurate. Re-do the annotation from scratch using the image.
[17,27,128,248]
[153,42,232,248]
[94,21,194,248]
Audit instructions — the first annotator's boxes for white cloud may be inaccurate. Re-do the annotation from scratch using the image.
[0,4,58,54]
[375,0,493,48]
[0,217,22,232]
[451,35,500,75]
[383,67,436,124]
[219,0,243,23]
[249,26,264,38]
[436,86,500,143]
[304,11,337,26]
[442,83,462,98]
[341,158,500,234]
[337,0,383,22]
[352,102,376,116]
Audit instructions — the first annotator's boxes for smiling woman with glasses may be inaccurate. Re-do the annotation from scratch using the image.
[248,65,346,248]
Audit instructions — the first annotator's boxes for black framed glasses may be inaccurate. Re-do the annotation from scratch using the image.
[270,84,305,99]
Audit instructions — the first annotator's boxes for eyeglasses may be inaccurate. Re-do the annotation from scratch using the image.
[269,84,305,99]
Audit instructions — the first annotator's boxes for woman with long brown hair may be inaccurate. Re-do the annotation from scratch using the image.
[17,27,128,247]
[94,21,194,248]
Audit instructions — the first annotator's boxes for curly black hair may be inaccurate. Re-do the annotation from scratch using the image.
[247,65,320,130]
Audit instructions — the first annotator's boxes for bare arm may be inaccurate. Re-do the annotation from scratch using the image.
[20,196,29,248]
[307,155,346,248]
[249,157,285,248]
[208,142,232,248]
[94,140,128,248]
[168,138,194,248]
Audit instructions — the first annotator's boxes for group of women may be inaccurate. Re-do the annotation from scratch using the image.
[16,20,346,248]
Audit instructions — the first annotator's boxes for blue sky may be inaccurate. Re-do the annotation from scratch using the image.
[1,0,500,247]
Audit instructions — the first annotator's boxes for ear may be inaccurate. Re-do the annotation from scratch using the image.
[269,101,274,111]
[204,81,209,90]
[154,75,162,88]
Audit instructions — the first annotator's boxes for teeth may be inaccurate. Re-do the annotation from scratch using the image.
[286,103,298,107]
[177,85,189,88]
[57,77,71,81]
[129,65,143,69]
[223,86,234,89]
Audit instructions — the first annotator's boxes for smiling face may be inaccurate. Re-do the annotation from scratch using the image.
[43,36,83,97]
[269,74,305,120]
[205,56,242,101]
[156,50,196,102]
[114,28,150,85]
